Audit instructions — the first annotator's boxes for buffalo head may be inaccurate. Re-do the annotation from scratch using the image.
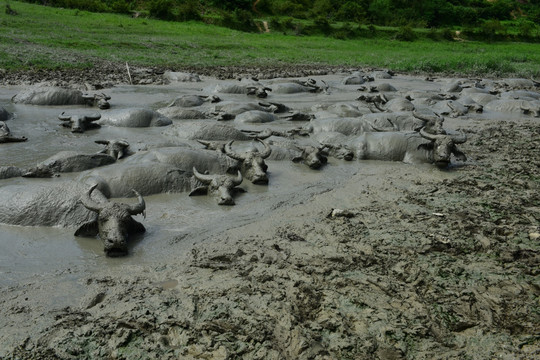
[293,145,328,169]
[95,139,130,159]
[418,128,467,167]
[190,167,243,205]
[59,112,101,133]
[75,184,146,256]
[82,93,111,109]
[246,85,272,98]
[224,139,271,184]
[413,111,446,134]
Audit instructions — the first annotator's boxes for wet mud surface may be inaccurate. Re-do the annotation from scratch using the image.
[0,68,539,359]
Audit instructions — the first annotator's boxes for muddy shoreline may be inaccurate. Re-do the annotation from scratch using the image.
[0,67,539,359]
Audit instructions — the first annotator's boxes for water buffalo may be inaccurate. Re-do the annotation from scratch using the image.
[80,162,191,198]
[303,117,397,136]
[0,182,106,228]
[95,139,131,159]
[80,147,238,197]
[97,108,172,127]
[167,94,220,107]
[82,93,111,109]
[346,128,467,167]
[267,140,328,169]
[158,107,210,120]
[271,79,325,94]
[12,86,85,105]
[59,112,102,133]
[0,166,24,179]
[484,99,540,116]
[211,80,271,98]
[164,123,254,141]
[75,184,146,257]
[312,102,371,118]
[163,71,201,83]
[190,168,244,205]
[23,151,116,178]
[0,121,27,143]
[224,139,272,184]
[234,110,276,124]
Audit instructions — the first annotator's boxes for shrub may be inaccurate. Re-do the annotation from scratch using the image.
[313,16,332,36]
[148,0,175,21]
[220,8,257,32]
[395,25,416,41]
[177,0,201,21]
[335,1,366,23]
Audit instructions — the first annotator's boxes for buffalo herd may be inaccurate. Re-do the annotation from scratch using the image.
[1,71,538,255]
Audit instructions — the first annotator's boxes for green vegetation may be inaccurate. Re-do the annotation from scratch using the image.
[0,1,539,77]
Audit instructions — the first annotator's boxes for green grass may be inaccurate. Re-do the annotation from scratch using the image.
[1,1,539,77]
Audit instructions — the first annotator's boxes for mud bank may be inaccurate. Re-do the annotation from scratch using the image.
[0,70,539,360]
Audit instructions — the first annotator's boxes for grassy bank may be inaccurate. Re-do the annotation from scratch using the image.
[1,1,539,77]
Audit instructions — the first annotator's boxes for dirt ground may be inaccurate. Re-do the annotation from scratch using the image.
[0,65,539,359]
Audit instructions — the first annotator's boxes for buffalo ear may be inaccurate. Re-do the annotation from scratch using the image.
[75,221,99,237]
[417,143,434,151]
[292,156,303,163]
[233,187,247,194]
[128,219,146,234]
[189,186,208,196]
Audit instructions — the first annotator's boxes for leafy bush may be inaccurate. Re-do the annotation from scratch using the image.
[177,0,201,21]
[335,1,366,23]
[220,8,257,32]
[395,25,416,41]
[148,0,175,21]
[313,16,332,36]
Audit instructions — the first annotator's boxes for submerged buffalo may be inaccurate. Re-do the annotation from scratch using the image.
[75,184,146,257]
[12,86,111,108]
[346,128,467,167]
[98,108,172,127]
[23,151,117,178]
[190,167,244,205]
[0,181,145,255]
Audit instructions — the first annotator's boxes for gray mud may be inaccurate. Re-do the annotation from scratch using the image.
[0,70,539,359]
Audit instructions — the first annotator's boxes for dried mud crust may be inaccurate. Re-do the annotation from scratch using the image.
[8,121,539,359]
[0,62,349,86]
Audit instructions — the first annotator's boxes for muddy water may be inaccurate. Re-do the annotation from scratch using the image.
[1,73,501,287]
[0,76,370,286]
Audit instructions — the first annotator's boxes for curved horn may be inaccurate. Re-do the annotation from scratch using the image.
[232,170,243,186]
[193,167,213,184]
[117,139,130,148]
[58,112,72,121]
[451,132,468,144]
[373,101,385,112]
[419,127,446,141]
[80,184,105,212]
[413,111,440,123]
[197,139,212,148]
[369,121,396,132]
[128,189,146,217]
[94,139,110,145]
[531,76,540,86]
[85,113,102,121]
[257,139,272,158]
[224,141,246,161]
